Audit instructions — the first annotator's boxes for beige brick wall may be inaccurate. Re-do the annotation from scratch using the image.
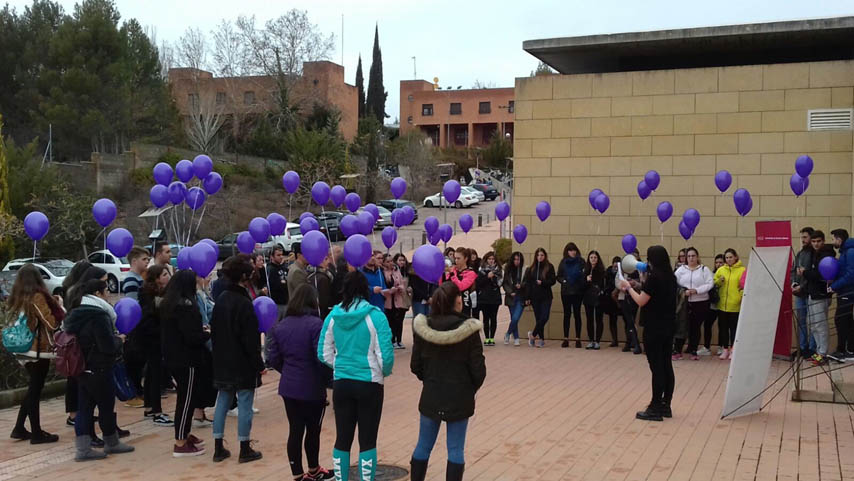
[513,60,854,341]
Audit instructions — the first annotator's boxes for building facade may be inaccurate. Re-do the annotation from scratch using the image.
[168,61,359,141]
[513,17,854,341]
[400,80,514,147]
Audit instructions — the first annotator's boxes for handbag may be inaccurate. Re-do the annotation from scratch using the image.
[112,362,137,401]
[2,313,34,354]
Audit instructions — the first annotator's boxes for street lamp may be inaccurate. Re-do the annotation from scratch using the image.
[436,162,455,226]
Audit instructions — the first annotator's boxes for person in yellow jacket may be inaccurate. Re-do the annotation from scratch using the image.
[713,248,746,360]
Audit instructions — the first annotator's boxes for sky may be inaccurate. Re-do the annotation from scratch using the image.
[7,0,854,122]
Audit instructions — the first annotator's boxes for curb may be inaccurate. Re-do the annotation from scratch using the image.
[0,379,66,410]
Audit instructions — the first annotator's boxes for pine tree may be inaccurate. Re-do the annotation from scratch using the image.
[0,115,16,264]
[355,55,366,119]
[365,25,387,123]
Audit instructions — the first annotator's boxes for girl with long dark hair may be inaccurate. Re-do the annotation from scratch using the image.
[137,265,173,427]
[476,251,503,345]
[557,243,585,348]
[525,248,556,348]
[583,250,606,350]
[442,248,477,318]
[502,252,525,346]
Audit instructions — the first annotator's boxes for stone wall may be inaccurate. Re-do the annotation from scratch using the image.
[130,142,285,172]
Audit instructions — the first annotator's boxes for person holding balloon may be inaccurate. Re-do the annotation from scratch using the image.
[713,249,746,361]
[442,248,478,318]
[382,254,408,350]
[802,231,836,366]
[502,252,526,346]
[582,250,606,350]
[476,251,503,346]
[524,248,556,348]
[361,251,388,311]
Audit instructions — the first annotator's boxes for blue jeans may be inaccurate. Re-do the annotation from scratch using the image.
[213,389,255,441]
[506,298,524,339]
[411,415,469,464]
[412,301,430,317]
[794,296,816,352]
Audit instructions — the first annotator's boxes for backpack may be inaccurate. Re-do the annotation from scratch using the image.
[53,330,85,378]
[2,313,34,354]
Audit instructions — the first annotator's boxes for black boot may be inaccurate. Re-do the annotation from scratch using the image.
[238,440,262,463]
[658,401,672,418]
[446,461,464,481]
[636,404,663,422]
[410,458,428,481]
[212,438,231,462]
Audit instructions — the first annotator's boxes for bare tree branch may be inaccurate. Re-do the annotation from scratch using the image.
[185,94,225,152]
[176,27,208,72]
[211,19,248,77]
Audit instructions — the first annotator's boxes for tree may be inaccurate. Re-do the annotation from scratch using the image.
[531,61,555,76]
[284,126,346,198]
[472,79,497,89]
[481,130,513,169]
[388,131,436,201]
[0,115,16,265]
[185,93,225,152]
[365,25,387,122]
[176,26,208,72]
[355,55,366,119]
[211,19,248,77]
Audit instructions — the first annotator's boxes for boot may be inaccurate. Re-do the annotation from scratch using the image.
[658,402,672,418]
[75,435,107,462]
[238,440,262,463]
[212,438,231,462]
[410,457,428,481]
[635,404,663,422]
[446,461,465,481]
[104,432,135,454]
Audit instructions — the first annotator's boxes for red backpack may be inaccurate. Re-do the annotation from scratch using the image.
[53,330,85,378]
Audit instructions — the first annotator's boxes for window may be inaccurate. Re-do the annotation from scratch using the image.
[450,103,462,115]
[508,100,515,114]
[244,91,256,105]
[422,104,433,116]
[216,92,226,105]
[103,254,115,264]
[479,102,491,114]
[408,95,414,101]
[88,253,105,264]
[407,116,413,124]
[187,93,198,109]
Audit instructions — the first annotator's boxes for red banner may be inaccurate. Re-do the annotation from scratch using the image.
[755,221,793,358]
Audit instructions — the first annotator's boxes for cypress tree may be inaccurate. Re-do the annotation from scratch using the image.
[365,25,387,123]
[355,55,366,119]
[0,115,15,264]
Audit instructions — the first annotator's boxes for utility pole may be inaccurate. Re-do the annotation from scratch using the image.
[412,56,416,80]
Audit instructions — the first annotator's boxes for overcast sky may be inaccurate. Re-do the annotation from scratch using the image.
[8,0,854,122]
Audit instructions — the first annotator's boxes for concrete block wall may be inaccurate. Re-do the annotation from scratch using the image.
[512,60,854,342]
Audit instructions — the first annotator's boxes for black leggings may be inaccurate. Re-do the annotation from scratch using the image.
[385,308,406,345]
[685,301,711,354]
[643,332,675,406]
[75,370,117,438]
[584,304,604,343]
[622,299,640,350]
[480,304,499,339]
[332,379,383,453]
[561,294,583,339]
[283,397,326,476]
[15,358,50,433]
[704,310,717,349]
[717,311,739,348]
[144,347,163,413]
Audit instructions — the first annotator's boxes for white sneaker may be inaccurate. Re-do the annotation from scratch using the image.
[193,417,212,428]
[504,333,510,345]
[252,407,260,414]
[514,338,520,346]
[227,408,238,417]
[696,347,711,356]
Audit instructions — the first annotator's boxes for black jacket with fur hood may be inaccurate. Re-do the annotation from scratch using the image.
[411,313,486,422]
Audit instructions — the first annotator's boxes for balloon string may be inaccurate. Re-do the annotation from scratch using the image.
[102,227,106,253]
[193,204,208,239]
[320,206,335,265]
[288,195,292,223]
[187,207,197,246]
[33,241,36,260]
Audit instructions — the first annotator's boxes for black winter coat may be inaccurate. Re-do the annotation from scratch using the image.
[210,284,265,390]
[502,265,525,306]
[476,265,503,305]
[63,304,121,371]
[411,313,486,422]
[523,261,556,302]
[162,299,210,369]
[133,291,162,351]
[804,245,836,300]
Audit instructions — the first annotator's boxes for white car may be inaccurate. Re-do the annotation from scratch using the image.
[357,206,392,229]
[2,258,73,296]
[263,222,303,253]
[462,186,485,202]
[88,250,130,293]
[422,191,479,208]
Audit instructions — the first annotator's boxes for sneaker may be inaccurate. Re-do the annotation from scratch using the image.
[585,342,594,350]
[10,427,31,441]
[514,338,520,346]
[66,416,75,427]
[304,466,336,480]
[536,339,545,348]
[30,430,59,445]
[124,397,145,408]
[696,347,711,356]
[398,343,406,350]
[527,331,534,347]
[187,434,205,447]
[811,353,826,366]
[173,441,206,457]
[561,339,569,348]
[671,353,683,361]
[691,355,700,361]
[828,351,846,362]
[152,414,174,426]
[718,348,729,360]
[252,407,260,414]
[227,408,238,417]
[504,333,510,345]
[193,417,213,428]
[716,348,723,356]
[593,342,600,350]
[575,340,582,348]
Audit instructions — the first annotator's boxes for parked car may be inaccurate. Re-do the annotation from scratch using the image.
[422,191,479,208]
[216,233,240,260]
[468,183,499,200]
[1,258,74,296]
[357,206,392,229]
[87,250,130,293]
[461,186,485,202]
[263,222,303,253]
[376,200,419,220]
[317,211,345,241]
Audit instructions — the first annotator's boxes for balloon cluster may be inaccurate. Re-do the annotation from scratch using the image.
[150,155,221,210]
[679,208,701,241]
[791,155,812,197]
[636,170,659,201]
[588,189,610,214]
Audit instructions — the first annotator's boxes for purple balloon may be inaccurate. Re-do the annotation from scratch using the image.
[443,180,461,203]
[459,214,473,233]
[381,226,397,249]
[819,256,839,281]
[92,198,117,227]
[249,217,271,243]
[114,298,142,335]
[357,211,375,235]
[424,216,439,235]
[644,170,661,191]
[236,231,255,254]
[192,155,213,179]
[637,181,651,201]
[301,231,329,267]
[150,185,169,208]
[185,187,206,210]
[345,192,361,213]
[678,221,693,241]
[299,212,315,223]
[300,216,320,235]
[429,230,442,246]
[513,224,527,244]
[282,171,300,194]
[330,185,347,207]
[588,189,603,209]
[311,182,331,206]
[168,181,187,205]
[199,238,219,259]
[683,208,700,230]
[391,208,404,228]
[594,193,609,213]
[536,201,551,222]
[795,155,814,178]
[175,159,194,182]
[203,172,223,195]
[657,201,673,223]
[153,162,173,186]
[267,213,287,236]
[364,203,380,222]
[253,296,277,333]
[438,224,453,243]
[340,215,359,237]
[344,234,372,267]
[390,177,407,199]
[714,170,732,193]
[495,201,510,221]
[622,234,637,255]
[733,188,752,216]
[106,228,134,258]
[189,242,217,277]
[412,245,444,283]
[402,205,415,225]
[23,211,49,241]
[176,247,192,270]
[790,173,809,197]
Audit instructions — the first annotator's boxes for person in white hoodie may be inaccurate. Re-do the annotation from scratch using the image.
[674,247,714,360]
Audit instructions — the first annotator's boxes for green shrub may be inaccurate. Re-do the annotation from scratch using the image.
[158,152,182,167]
[492,238,511,265]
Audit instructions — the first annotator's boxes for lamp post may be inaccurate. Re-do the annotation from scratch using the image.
[503,131,512,239]
[436,162,455,226]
